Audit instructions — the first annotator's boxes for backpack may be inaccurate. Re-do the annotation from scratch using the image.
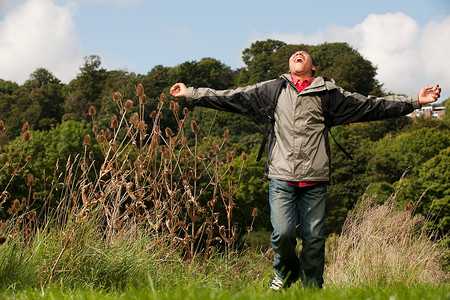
[256,77,353,162]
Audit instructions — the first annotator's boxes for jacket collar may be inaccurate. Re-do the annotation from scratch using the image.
[281,74,333,93]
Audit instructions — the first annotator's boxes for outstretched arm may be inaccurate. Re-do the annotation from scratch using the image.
[418,84,441,105]
[170,83,188,98]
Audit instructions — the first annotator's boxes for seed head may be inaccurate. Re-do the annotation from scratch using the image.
[83,134,91,146]
[103,129,111,140]
[113,92,123,102]
[136,83,144,97]
[160,93,166,102]
[130,112,139,126]
[226,151,235,163]
[26,176,34,187]
[108,115,118,129]
[0,120,4,132]
[97,131,105,142]
[190,120,199,134]
[242,153,247,161]
[89,152,94,159]
[88,106,96,116]
[165,127,173,137]
[124,99,133,112]
[150,111,156,119]
[22,122,29,132]
[223,129,229,138]
[9,199,20,214]
[183,107,189,115]
[23,130,31,142]
[404,200,413,211]
[251,208,258,217]
[139,94,148,105]
[137,120,145,130]
[27,211,36,220]
[229,165,235,173]
[26,155,32,163]
[92,125,98,133]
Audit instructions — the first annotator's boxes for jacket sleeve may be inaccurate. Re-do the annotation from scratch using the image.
[185,79,279,117]
[326,86,421,126]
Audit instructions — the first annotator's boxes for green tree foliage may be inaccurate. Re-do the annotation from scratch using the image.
[170,58,233,90]
[347,122,450,234]
[0,79,19,95]
[309,43,383,95]
[63,55,108,121]
[417,147,450,232]
[0,68,64,140]
[93,70,139,130]
[237,39,287,84]
[0,121,91,218]
[231,153,271,231]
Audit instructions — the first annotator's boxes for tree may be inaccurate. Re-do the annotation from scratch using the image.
[417,147,450,232]
[169,58,233,90]
[238,39,287,85]
[0,79,19,95]
[0,68,64,140]
[63,55,108,121]
[0,121,92,218]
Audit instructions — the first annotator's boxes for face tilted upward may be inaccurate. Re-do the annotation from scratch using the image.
[288,51,316,78]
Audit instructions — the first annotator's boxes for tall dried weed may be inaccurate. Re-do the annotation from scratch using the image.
[325,179,448,287]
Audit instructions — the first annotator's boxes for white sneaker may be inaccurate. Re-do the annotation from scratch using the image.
[269,273,284,291]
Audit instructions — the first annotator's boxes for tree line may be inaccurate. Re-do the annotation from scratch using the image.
[0,40,448,236]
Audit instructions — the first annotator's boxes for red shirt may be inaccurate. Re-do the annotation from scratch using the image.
[282,75,320,188]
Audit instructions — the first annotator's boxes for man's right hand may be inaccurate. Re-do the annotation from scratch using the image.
[170,83,187,98]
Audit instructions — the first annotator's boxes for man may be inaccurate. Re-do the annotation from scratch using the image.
[169,50,441,290]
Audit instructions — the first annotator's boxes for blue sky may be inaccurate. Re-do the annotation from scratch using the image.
[0,0,449,100]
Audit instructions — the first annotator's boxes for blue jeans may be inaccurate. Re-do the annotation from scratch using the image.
[269,179,327,289]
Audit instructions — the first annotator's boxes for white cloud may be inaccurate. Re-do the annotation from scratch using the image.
[265,12,450,100]
[0,0,18,14]
[0,0,84,84]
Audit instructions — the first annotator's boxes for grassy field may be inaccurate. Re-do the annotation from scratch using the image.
[1,284,448,299]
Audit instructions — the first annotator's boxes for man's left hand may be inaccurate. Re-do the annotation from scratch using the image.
[419,84,441,105]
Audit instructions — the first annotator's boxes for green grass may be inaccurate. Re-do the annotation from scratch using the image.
[1,285,448,300]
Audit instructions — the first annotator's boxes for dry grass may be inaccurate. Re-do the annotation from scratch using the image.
[325,181,448,287]
[0,83,249,287]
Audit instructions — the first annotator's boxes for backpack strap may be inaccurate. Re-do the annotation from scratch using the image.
[257,77,353,162]
[257,116,274,161]
[320,88,353,160]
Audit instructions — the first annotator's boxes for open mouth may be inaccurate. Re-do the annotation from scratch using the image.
[294,56,304,63]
